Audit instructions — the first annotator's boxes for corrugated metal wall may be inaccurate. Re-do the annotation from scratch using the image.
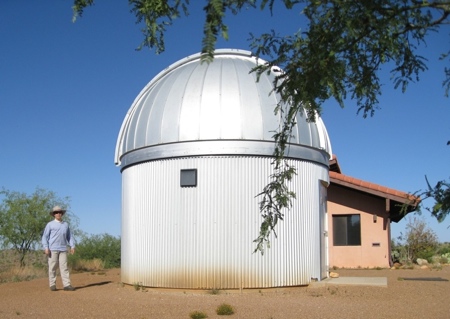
[121,156,328,289]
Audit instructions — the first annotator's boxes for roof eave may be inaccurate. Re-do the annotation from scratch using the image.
[329,172,420,223]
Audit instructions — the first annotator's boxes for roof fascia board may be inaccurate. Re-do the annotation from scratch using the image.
[330,176,413,205]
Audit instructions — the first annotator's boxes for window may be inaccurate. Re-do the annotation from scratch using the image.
[332,214,361,246]
[180,169,197,187]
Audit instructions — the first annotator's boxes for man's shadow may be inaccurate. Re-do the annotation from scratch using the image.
[74,281,112,290]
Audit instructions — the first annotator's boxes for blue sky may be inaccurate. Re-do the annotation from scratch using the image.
[1,1,449,243]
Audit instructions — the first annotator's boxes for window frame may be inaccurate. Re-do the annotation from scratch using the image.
[180,169,197,187]
[332,214,361,246]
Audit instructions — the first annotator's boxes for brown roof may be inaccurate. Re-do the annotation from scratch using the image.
[329,156,420,222]
[330,171,418,204]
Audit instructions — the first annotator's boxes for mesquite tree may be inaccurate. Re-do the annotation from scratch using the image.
[0,188,75,267]
[72,0,450,252]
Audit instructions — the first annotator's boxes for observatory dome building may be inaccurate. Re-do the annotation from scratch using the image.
[115,49,332,289]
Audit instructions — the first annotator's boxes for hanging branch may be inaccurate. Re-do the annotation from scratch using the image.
[253,95,298,254]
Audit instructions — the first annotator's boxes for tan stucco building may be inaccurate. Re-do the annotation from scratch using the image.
[327,156,418,268]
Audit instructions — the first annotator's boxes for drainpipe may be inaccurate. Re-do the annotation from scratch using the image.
[386,198,393,268]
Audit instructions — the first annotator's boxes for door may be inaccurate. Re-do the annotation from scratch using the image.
[319,181,328,280]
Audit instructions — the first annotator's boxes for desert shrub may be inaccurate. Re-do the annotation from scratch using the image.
[190,311,208,319]
[208,288,220,295]
[133,282,141,291]
[70,233,120,269]
[216,303,234,315]
[391,239,409,264]
[416,247,437,263]
[397,217,439,263]
[436,242,450,255]
[440,252,450,264]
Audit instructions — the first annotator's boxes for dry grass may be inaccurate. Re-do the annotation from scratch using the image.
[71,258,105,272]
[0,250,47,283]
[0,265,47,283]
[0,250,105,284]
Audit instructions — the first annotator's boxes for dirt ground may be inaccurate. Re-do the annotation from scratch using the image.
[0,266,449,319]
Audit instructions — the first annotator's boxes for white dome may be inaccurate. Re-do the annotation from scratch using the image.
[115,49,332,168]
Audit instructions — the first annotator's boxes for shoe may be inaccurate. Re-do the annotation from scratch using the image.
[50,286,56,291]
[63,285,75,291]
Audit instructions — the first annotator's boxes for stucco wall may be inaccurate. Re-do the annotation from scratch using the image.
[327,184,391,268]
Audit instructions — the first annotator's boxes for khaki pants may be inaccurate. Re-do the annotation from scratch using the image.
[48,250,71,288]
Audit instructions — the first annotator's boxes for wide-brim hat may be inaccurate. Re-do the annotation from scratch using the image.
[50,206,66,216]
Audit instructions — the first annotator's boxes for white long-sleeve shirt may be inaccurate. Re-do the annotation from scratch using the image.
[42,220,75,251]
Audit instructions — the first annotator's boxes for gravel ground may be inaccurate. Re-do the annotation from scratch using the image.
[0,266,449,319]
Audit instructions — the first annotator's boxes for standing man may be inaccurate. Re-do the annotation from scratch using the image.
[42,206,76,291]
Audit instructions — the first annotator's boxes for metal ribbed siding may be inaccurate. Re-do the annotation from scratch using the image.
[121,156,328,289]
